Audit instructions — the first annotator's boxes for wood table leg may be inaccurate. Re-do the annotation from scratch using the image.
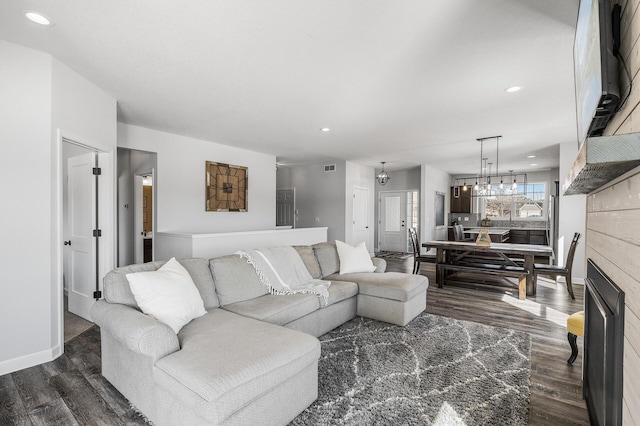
[436,248,445,288]
[518,275,526,300]
[524,255,534,296]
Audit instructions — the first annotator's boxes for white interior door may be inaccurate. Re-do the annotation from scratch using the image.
[276,189,295,227]
[379,191,407,252]
[353,187,369,246]
[67,152,97,321]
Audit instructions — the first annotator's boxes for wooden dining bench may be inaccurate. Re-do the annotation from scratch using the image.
[438,262,530,300]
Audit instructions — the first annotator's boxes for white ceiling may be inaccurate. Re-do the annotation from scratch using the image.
[0,0,579,175]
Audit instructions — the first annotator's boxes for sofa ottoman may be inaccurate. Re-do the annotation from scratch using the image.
[326,272,428,326]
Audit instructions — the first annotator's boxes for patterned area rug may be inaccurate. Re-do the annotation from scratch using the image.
[291,313,531,425]
[374,251,413,260]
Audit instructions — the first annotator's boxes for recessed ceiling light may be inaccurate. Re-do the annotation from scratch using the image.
[530,163,538,167]
[527,155,536,158]
[23,10,54,26]
[320,128,330,132]
[505,86,522,93]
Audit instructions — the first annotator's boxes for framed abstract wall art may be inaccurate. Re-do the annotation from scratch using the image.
[205,161,248,211]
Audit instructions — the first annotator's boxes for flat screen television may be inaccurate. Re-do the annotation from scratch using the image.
[574,0,620,146]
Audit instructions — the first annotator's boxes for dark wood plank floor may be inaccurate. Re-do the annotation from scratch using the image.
[386,258,590,426]
[0,258,589,425]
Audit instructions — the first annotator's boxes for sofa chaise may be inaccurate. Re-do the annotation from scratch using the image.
[91,242,429,425]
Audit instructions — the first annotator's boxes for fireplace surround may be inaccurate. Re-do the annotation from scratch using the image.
[583,259,625,425]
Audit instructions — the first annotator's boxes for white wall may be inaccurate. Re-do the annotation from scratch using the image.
[52,58,117,343]
[0,42,116,375]
[0,41,55,374]
[345,162,375,251]
[288,162,347,243]
[421,164,451,254]
[118,124,276,233]
[559,141,586,281]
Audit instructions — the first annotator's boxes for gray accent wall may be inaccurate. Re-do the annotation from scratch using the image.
[421,165,451,254]
[375,166,422,192]
[286,162,347,243]
[276,165,292,189]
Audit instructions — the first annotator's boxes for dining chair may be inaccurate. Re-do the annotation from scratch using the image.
[454,224,473,242]
[409,227,435,274]
[533,232,581,299]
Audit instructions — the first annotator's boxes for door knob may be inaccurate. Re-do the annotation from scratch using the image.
[64,241,71,246]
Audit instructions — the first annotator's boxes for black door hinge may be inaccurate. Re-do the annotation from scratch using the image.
[93,291,102,299]
[93,229,102,237]
[93,167,101,175]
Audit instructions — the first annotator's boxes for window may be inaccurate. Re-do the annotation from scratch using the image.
[406,191,419,252]
[482,182,546,220]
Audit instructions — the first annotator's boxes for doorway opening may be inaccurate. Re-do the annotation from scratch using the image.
[117,148,158,267]
[136,174,154,263]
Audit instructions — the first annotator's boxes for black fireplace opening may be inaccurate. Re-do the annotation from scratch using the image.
[584,259,625,426]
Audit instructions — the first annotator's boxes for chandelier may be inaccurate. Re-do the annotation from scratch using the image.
[455,136,527,197]
[377,162,390,185]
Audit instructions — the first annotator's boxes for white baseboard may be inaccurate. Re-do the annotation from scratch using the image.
[0,345,60,376]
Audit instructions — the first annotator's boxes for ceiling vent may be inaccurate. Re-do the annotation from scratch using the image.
[324,164,336,172]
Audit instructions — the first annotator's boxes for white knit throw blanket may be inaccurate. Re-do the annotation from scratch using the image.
[236,246,331,303]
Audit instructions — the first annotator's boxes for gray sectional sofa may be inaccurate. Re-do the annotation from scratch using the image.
[91,242,429,425]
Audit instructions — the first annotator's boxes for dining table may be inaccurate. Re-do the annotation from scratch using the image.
[422,240,554,297]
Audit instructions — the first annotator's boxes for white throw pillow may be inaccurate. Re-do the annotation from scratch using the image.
[126,257,206,333]
[335,240,377,274]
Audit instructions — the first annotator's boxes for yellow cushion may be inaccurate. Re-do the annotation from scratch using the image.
[567,311,585,336]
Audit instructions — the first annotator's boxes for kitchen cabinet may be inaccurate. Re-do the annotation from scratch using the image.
[450,186,471,213]
[509,229,548,245]
[509,229,529,244]
[466,228,510,243]
[509,228,550,264]
[529,230,546,245]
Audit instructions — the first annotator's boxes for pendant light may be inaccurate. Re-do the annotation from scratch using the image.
[377,162,390,185]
